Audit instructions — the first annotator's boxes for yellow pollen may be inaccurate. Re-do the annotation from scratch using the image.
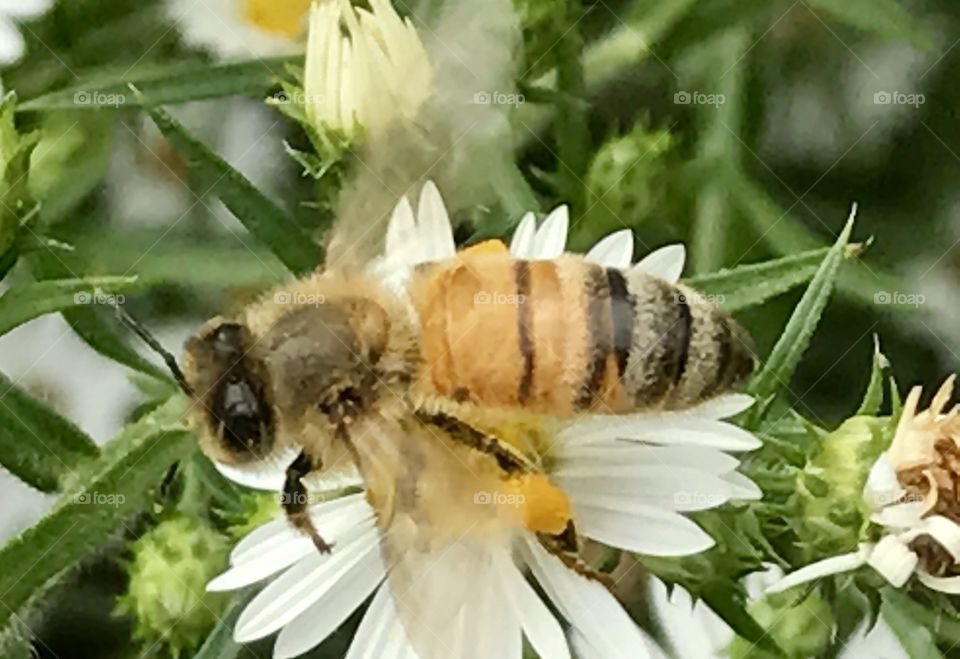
[504,473,571,535]
[460,239,508,256]
[243,0,311,38]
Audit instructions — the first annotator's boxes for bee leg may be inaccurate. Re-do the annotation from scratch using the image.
[283,450,333,554]
[538,523,612,586]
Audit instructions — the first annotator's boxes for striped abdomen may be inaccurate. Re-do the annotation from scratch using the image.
[410,252,753,417]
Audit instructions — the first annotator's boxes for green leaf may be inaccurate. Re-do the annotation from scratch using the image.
[145,104,320,275]
[0,275,139,336]
[804,0,931,50]
[193,596,249,659]
[881,596,944,659]
[747,208,855,402]
[702,582,784,657]
[685,247,830,313]
[856,337,889,416]
[19,57,296,112]
[0,397,192,635]
[0,369,99,492]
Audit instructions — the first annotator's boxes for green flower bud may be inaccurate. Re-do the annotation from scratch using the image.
[729,590,833,659]
[117,516,229,657]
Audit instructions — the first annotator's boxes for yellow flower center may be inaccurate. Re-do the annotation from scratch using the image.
[242,0,311,38]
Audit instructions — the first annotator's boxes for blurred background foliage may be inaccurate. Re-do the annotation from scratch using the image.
[0,0,957,656]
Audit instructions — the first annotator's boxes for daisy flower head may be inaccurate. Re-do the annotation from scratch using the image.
[0,0,53,65]
[770,375,960,596]
[166,0,310,58]
[207,183,762,659]
[303,0,432,141]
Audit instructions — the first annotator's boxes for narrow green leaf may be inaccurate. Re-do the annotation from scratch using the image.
[747,209,855,401]
[0,369,99,492]
[0,275,138,336]
[881,587,960,648]
[685,247,829,313]
[804,0,931,50]
[0,397,192,634]
[146,104,320,275]
[881,598,944,659]
[19,57,295,112]
[856,337,889,416]
[701,583,784,656]
[193,596,248,659]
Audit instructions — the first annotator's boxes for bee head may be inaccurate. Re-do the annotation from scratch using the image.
[257,298,390,429]
[183,318,276,465]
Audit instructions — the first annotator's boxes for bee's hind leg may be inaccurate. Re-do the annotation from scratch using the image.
[538,522,612,587]
[283,450,333,554]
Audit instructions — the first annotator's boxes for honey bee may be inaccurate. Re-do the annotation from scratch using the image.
[141,182,753,656]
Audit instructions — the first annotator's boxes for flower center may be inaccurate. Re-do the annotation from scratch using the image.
[898,438,960,522]
[242,0,311,38]
[908,534,958,577]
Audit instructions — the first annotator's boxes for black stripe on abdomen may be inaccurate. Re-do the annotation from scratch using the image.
[575,264,611,410]
[513,261,534,404]
[606,268,636,377]
[670,292,693,385]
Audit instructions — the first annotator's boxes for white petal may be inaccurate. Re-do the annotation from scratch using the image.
[559,464,736,512]
[561,415,760,451]
[417,181,456,262]
[531,206,569,258]
[522,537,651,659]
[0,18,26,65]
[634,244,685,283]
[867,536,918,588]
[585,230,633,268]
[899,515,960,560]
[214,451,362,493]
[210,496,373,591]
[687,393,756,419]
[558,442,742,476]
[385,195,417,260]
[575,501,715,556]
[648,577,731,659]
[230,494,370,565]
[0,0,52,17]
[863,453,904,511]
[234,523,381,642]
[345,585,418,659]
[509,212,537,257]
[273,548,386,658]
[871,502,924,530]
[722,471,762,501]
[916,572,960,594]
[492,548,570,659]
[766,547,870,594]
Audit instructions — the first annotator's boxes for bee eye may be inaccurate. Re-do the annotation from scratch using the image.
[212,375,273,455]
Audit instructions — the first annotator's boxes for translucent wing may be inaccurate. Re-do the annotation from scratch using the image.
[348,412,540,659]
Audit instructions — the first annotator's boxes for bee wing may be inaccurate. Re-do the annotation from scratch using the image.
[351,414,534,659]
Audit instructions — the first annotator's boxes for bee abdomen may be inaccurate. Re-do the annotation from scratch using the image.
[412,253,753,416]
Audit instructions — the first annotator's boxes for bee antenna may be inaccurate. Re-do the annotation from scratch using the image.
[111,304,193,396]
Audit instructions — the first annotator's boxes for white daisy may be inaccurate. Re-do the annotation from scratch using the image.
[0,0,52,65]
[769,376,960,596]
[303,0,432,140]
[166,0,310,59]
[208,184,761,658]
